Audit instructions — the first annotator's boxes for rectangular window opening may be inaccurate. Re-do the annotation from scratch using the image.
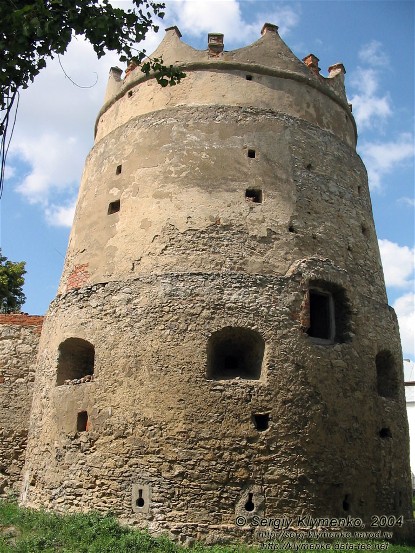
[247,149,256,158]
[116,164,122,175]
[108,199,120,215]
[307,290,334,342]
[254,413,270,432]
[77,411,88,432]
[245,189,262,203]
[246,75,253,81]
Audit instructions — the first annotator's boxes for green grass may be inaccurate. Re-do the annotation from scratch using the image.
[1,500,414,553]
[0,500,253,553]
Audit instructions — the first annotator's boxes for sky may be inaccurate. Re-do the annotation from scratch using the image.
[1,0,414,359]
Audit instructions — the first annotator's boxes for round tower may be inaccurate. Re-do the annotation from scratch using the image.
[22,25,412,544]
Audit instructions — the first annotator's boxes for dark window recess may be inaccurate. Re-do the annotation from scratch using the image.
[244,493,255,512]
[254,413,270,431]
[306,281,351,344]
[207,327,265,380]
[308,290,333,341]
[128,90,133,98]
[108,199,120,215]
[376,351,398,398]
[245,189,262,203]
[56,338,95,385]
[246,75,253,81]
[247,149,256,158]
[116,164,122,175]
[136,489,145,508]
[379,427,392,439]
[343,494,351,511]
[77,411,88,432]
[361,224,368,237]
[288,225,296,233]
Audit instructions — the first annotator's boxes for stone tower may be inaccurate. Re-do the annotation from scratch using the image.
[22,25,412,544]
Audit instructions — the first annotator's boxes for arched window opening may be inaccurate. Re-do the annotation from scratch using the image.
[207,327,264,380]
[306,281,351,344]
[56,338,95,386]
[376,351,398,398]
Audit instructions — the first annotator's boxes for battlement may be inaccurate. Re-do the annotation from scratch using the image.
[96,24,355,146]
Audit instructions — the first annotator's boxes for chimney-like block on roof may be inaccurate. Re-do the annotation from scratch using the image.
[104,67,123,103]
[208,33,224,56]
[303,54,321,75]
[328,63,346,77]
[109,67,122,81]
[261,23,279,35]
[165,26,182,38]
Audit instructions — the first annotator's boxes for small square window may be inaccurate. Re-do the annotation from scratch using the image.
[108,200,120,214]
[116,164,122,175]
[253,414,270,431]
[247,149,256,158]
[245,189,262,203]
[246,75,253,81]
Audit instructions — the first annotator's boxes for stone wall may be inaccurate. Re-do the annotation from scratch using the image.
[0,314,43,496]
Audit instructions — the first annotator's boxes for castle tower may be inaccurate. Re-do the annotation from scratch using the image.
[22,25,412,543]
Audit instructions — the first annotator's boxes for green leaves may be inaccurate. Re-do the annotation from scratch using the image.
[0,0,183,115]
[0,249,26,313]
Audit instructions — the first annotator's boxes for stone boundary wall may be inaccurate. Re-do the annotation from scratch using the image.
[0,314,43,496]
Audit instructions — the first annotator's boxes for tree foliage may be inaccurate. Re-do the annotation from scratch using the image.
[0,249,26,313]
[0,0,185,193]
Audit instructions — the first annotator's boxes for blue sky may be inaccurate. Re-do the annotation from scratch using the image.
[1,0,414,358]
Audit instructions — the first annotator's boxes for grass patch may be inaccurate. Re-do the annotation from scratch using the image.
[1,500,414,552]
[0,500,252,553]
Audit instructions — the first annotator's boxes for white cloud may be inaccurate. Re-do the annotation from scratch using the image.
[7,36,122,224]
[349,40,394,130]
[393,292,415,358]
[399,197,415,207]
[12,133,83,201]
[45,201,77,227]
[379,239,415,358]
[4,165,15,180]
[349,67,391,130]
[358,40,389,67]
[379,239,415,288]
[166,0,299,45]
[359,133,414,190]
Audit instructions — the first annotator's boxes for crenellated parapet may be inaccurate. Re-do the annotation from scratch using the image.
[97,24,355,146]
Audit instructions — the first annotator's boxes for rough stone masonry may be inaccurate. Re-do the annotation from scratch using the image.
[0,314,43,496]
[2,23,412,545]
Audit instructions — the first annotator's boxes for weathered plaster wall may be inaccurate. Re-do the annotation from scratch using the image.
[0,314,43,496]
